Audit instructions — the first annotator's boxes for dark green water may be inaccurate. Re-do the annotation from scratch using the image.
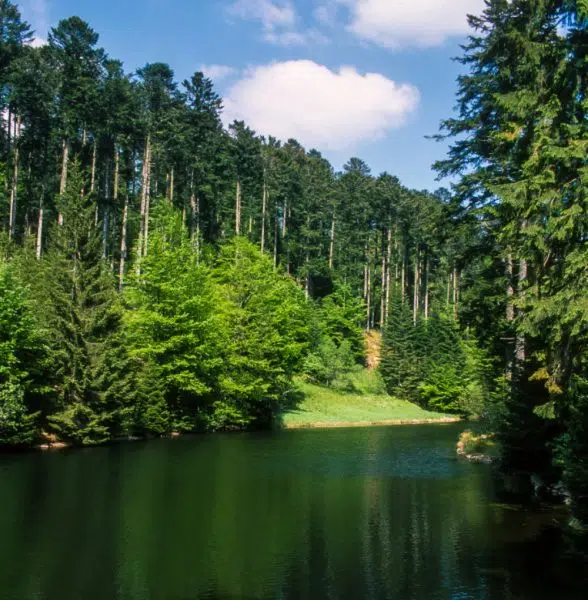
[0,424,579,600]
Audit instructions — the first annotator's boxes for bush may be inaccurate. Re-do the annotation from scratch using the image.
[0,382,39,446]
[302,337,355,386]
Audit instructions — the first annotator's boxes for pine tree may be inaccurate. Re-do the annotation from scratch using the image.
[33,162,139,444]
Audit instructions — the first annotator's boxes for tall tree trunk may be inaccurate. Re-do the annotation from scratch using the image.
[90,139,97,195]
[401,242,407,303]
[102,158,111,259]
[506,253,515,322]
[190,194,201,262]
[8,116,20,239]
[413,249,420,325]
[235,179,242,235]
[261,178,267,253]
[273,205,279,268]
[380,231,386,328]
[58,139,69,226]
[36,196,44,260]
[505,252,515,378]
[119,195,128,291]
[117,150,129,290]
[282,200,287,236]
[385,226,393,323]
[283,200,290,274]
[424,253,430,320]
[366,261,372,331]
[515,253,528,365]
[328,214,336,270]
[453,267,459,320]
[137,134,152,265]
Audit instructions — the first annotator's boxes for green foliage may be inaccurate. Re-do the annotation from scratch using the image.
[213,237,311,428]
[0,261,47,444]
[303,337,355,387]
[0,381,38,445]
[558,377,588,527]
[316,283,365,361]
[126,203,224,431]
[381,301,492,415]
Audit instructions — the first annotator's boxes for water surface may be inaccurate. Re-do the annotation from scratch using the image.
[0,424,577,599]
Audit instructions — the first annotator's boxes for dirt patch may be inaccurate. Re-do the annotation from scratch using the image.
[365,330,382,370]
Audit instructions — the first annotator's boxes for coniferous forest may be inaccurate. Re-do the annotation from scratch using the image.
[0,0,587,528]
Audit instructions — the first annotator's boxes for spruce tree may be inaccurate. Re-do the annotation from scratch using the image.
[34,162,139,444]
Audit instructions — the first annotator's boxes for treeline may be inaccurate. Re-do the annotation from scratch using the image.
[0,1,467,446]
[428,0,586,528]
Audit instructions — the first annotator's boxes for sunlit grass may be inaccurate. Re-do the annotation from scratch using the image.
[281,370,457,428]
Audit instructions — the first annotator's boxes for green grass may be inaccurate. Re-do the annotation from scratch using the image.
[280,370,457,429]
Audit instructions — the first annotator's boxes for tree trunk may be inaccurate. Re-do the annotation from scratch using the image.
[329,214,336,270]
[515,255,528,364]
[58,139,69,226]
[119,194,129,291]
[273,206,279,268]
[90,139,97,194]
[169,167,174,204]
[453,267,459,321]
[235,179,242,235]
[380,232,386,328]
[261,179,267,253]
[385,226,393,323]
[506,253,515,322]
[413,250,420,325]
[424,253,430,320]
[102,158,111,259]
[366,261,372,331]
[137,134,152,264]
[8,116,20,239]
[36,197,44,260]
[401,242,407,303]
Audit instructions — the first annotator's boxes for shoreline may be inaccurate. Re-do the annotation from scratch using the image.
[282,416,461,430]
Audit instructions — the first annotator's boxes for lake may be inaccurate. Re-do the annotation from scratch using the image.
[0,424,580,599]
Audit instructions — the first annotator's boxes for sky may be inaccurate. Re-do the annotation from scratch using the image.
[16,0,486,191]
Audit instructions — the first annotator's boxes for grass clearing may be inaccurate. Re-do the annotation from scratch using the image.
[280,370,459,429]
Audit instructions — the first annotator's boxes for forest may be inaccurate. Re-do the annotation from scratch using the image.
[0,0,586,528]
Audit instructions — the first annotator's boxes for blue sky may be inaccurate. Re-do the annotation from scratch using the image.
[18,1,485,191]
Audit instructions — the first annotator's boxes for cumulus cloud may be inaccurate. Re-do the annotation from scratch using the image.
[326,0,484,49]
[227,0,327,46]
[223,60,419,151]
[199,64,239,82]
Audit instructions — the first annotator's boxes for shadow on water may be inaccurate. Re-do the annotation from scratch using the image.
[0,423,585,600]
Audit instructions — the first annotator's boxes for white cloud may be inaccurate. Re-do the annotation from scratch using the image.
[199,64,239,82]
[227,0,296,33]
[223,60,419,151]
[227,0,326,46]
[326,0,484,49]
[30,37,47,47]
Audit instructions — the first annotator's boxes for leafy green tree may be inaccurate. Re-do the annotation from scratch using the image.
[0,261,48,444]
[125,202,223,432]
[213,237,311,428]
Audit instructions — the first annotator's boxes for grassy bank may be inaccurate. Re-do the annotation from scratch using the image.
[280,370,459,429]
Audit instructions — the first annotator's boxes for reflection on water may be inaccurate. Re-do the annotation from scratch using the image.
[0,424,580,600]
